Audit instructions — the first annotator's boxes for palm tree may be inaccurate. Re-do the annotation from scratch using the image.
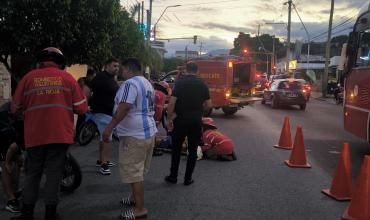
[129,3,141,22]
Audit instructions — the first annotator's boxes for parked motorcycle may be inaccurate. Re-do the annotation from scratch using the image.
[60,152,82,192]
[76,112,119,146]
[76,113,97,146]
[333,84,343,104]
[0,102,82,193]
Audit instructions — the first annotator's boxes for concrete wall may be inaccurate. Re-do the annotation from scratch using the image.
[0,63,11,105]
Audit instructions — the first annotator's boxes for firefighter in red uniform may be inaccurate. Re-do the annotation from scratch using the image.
[10,47,88,220]
[153,81,170,156]
[153,81,170,126]
[201,118,236,161]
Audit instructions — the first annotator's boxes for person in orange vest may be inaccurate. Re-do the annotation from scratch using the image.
[201,118,236,161]
[10,47,88,220]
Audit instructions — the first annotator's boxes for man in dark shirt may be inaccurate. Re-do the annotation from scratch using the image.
[165,63,212,185]
[90,58,119,175]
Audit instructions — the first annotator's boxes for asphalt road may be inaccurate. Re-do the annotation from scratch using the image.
[1,97,370,220]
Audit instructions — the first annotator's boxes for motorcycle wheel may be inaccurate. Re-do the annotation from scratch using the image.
[78,121,97,146]
[60,153,82,193]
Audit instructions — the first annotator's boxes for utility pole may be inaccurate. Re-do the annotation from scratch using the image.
[285,0,292,72]
[257,24,260,36]
[141,1,144,27]
[138,3,141,28]
[147,0,153,42]
[185,45,188,61]
[323,0,335,97]
[272,36,275,74]
[199,42,203,57]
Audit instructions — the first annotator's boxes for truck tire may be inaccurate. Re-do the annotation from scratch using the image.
[261,99,266,104]
[203,108,213,117]
[222,106,238,115]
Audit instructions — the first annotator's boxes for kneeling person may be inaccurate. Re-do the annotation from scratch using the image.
[201,118,236,161]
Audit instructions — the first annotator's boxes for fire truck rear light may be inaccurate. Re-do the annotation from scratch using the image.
[345,112,348,116]
[228,62,233,68]
[225,92,231,98]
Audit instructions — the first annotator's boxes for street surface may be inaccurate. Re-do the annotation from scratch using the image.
[1,97,370,220]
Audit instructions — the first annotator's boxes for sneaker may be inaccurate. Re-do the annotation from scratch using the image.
[96,160,115,167]
[6,199,20,213]
[99,163,111,175]
[164,175,177,184]
[184,179,194,186]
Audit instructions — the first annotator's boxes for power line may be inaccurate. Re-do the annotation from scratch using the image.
[309,4,360,39]
[153,0,242,7]
[310,16,355,41]
[312,25,353,41]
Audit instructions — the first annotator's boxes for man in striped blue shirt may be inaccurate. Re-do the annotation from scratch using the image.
[103,58,157,220]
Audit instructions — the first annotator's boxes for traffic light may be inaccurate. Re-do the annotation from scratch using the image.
[193,35,197,44]
[241,48,248,56]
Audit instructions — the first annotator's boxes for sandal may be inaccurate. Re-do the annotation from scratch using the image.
[120,209,147,220]
[120,196,136,206]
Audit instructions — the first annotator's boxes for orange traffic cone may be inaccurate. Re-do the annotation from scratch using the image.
[284,126,311,168]
[342,155,370,220]
[322,143,352,201]
[274,116,292,150]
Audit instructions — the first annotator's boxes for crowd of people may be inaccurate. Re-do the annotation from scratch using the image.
[0,47,218,220]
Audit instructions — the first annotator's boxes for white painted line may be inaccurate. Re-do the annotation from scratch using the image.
[328,150,341,154]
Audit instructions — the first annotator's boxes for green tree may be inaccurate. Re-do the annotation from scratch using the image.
[230,32,285,58]
[230,32,285,73]
[0,0,160,79]
[163,58,184,73]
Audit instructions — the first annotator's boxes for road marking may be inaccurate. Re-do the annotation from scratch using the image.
[328,150,341,154]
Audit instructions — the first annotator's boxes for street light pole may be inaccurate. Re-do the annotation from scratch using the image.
[284,0,293,72]
[147,0,153,42]
[323,0,335,97]
[153,5,181,40]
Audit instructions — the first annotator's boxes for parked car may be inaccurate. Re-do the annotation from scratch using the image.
[262,79,307,110]
[295,79,312,101]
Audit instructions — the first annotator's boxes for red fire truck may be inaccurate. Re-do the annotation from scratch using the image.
[161,56,262,115]
[342,1,370,141]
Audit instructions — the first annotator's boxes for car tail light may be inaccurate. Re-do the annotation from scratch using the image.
[302,89,307,93]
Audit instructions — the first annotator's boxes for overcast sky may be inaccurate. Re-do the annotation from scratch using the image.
[121,0,367,57]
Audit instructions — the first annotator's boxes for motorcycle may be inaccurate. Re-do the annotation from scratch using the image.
[76,112,119,146]
[60,152,82,192]
[333,84,343,104]
[0,102,82,193]
[76,113,97,146]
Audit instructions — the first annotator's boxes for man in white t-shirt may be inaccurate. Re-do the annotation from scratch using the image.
[103,58,157,220]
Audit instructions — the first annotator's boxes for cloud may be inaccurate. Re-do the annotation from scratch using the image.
[187,22,255,34]
[163,35,233,58]
[191,6,218,13]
